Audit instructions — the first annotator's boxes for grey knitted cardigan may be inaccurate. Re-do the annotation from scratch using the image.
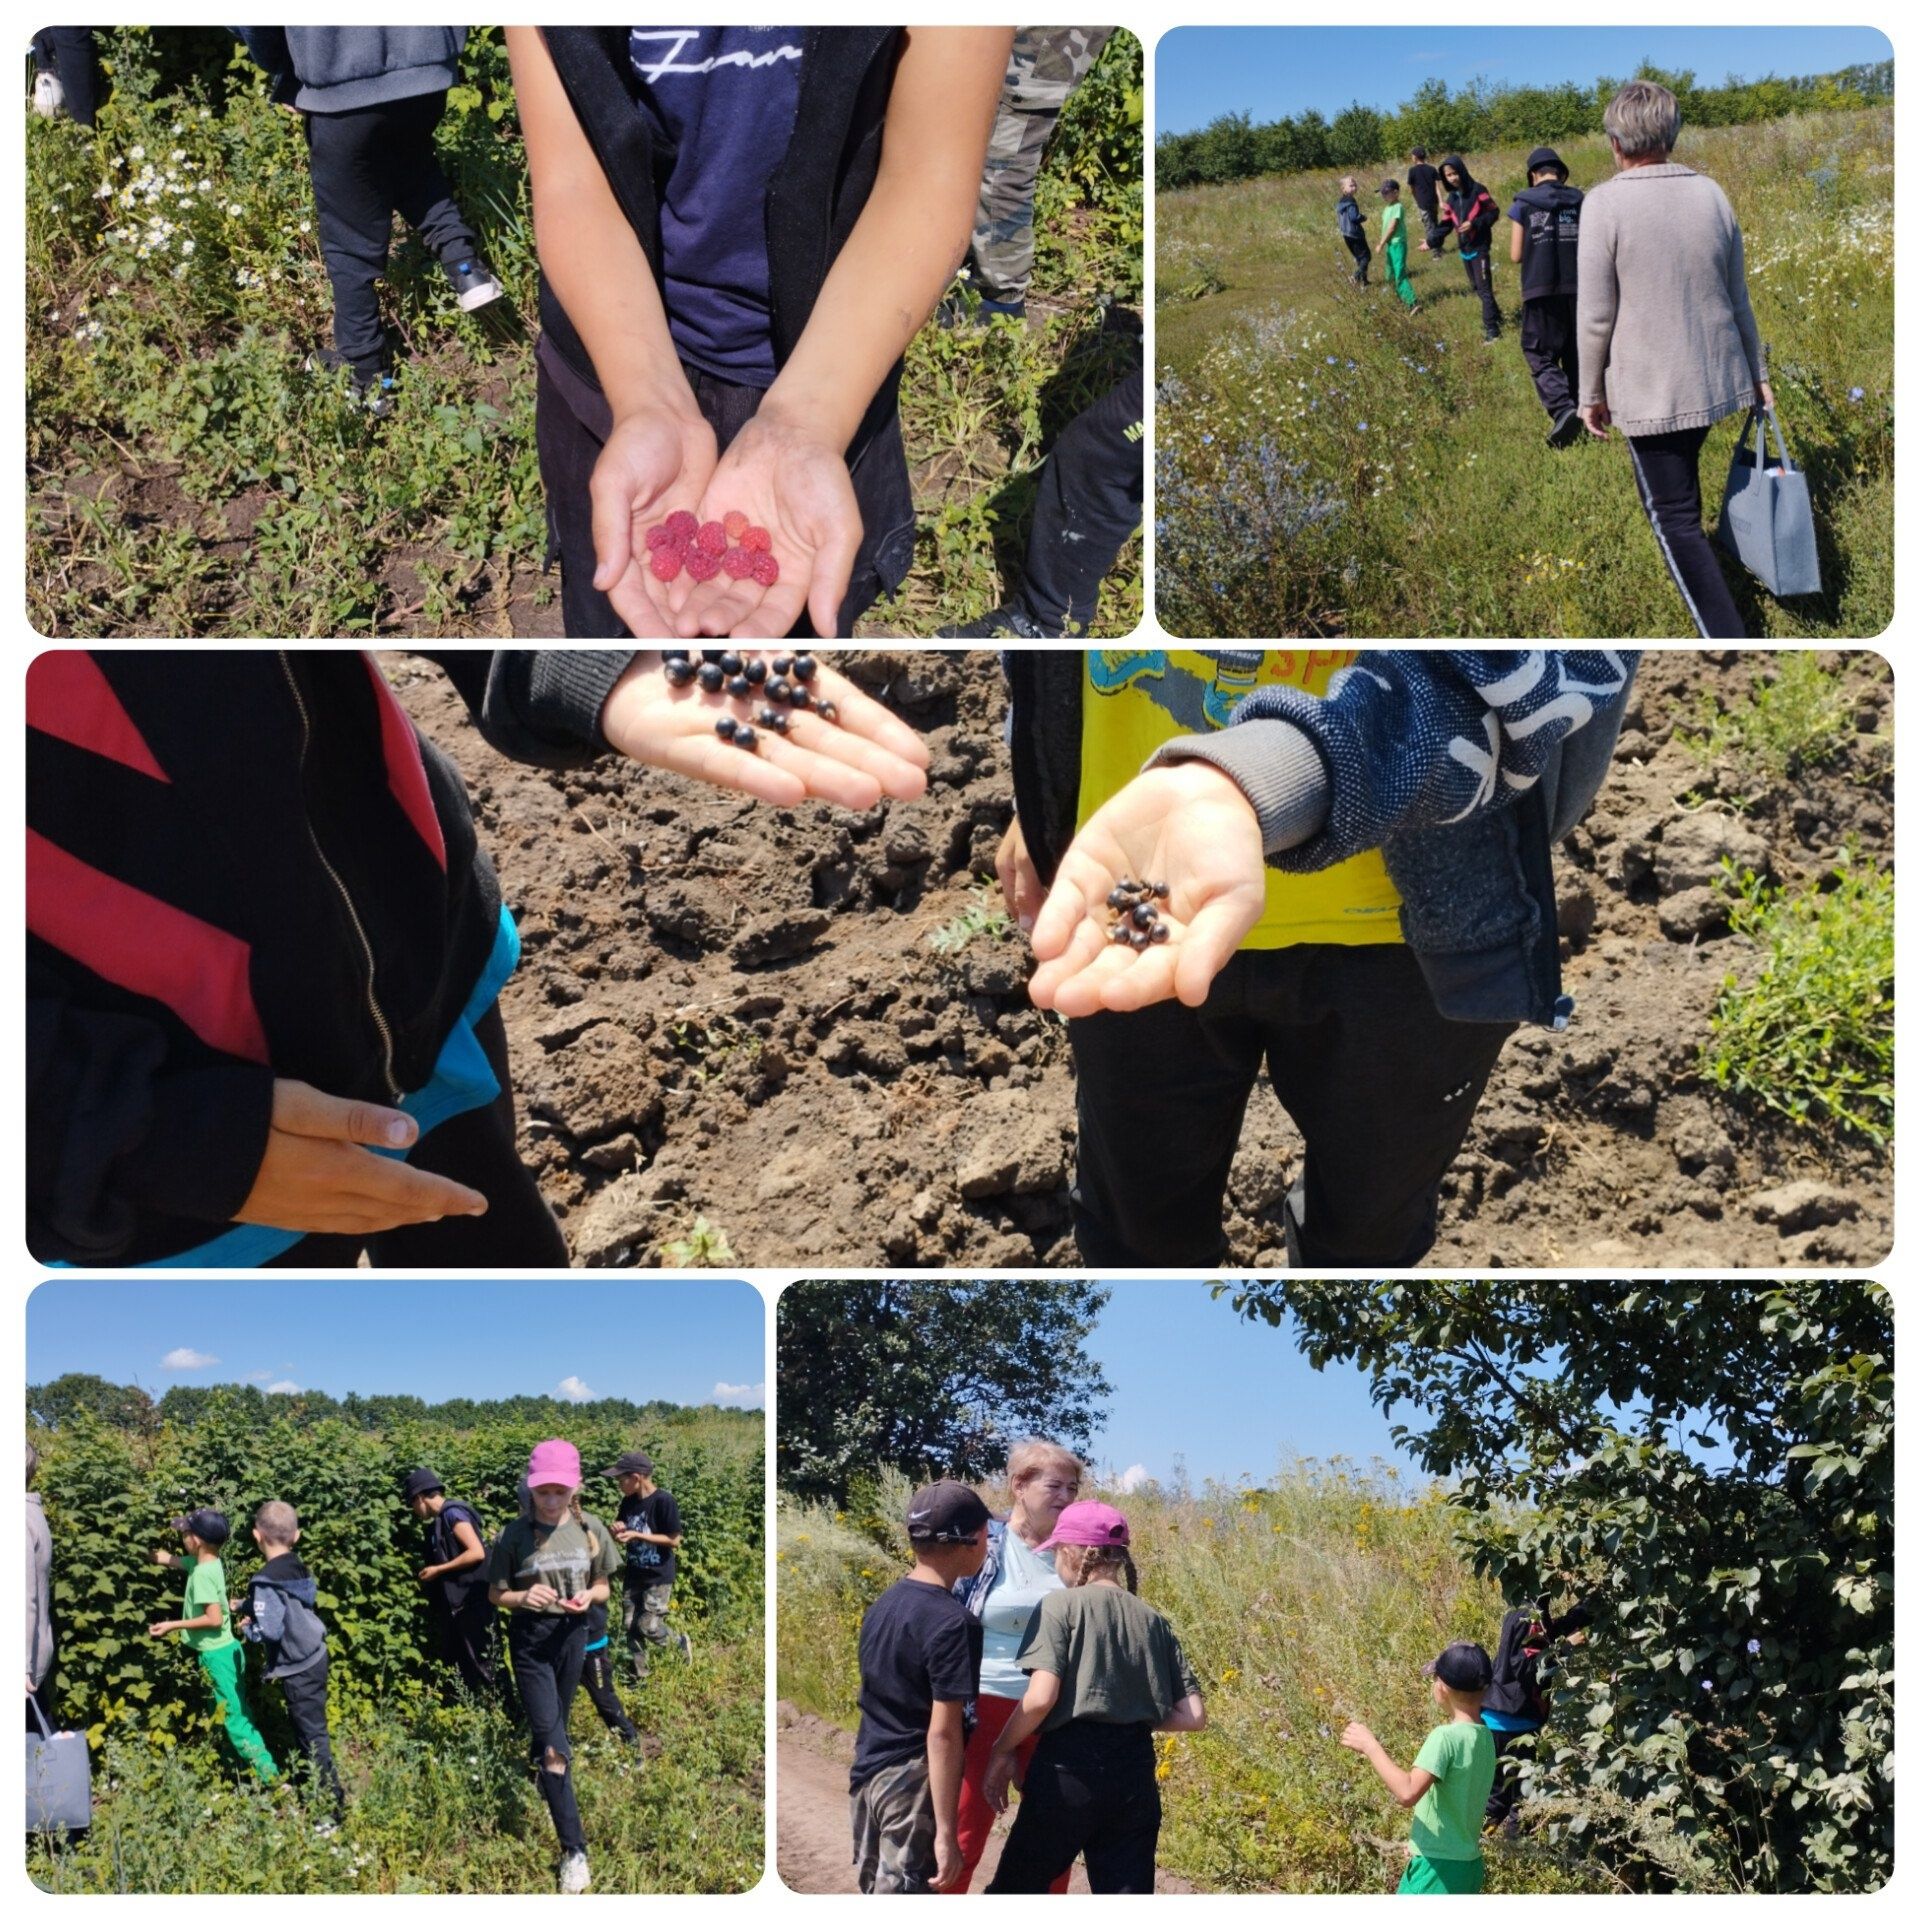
[1575,162,1768,434]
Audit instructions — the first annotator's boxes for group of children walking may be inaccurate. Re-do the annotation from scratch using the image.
[851,1472,1585,1896]
[144,1441,691,1894]
[1336,144,1588,445]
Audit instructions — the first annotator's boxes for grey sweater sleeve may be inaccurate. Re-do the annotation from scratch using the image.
[1575,194,1618,409]
[1147,720,1331,853]
[1723,211,1768,386]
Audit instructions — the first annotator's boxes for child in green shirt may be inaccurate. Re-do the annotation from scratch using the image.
[1342,1640,1496,1893]
[147,1507,278,1784]
[1378,179,1418,310]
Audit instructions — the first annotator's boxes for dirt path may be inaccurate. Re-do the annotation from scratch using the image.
[776,1710,1192,1894]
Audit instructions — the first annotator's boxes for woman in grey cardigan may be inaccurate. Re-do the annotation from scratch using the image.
[1576,81,1773,638]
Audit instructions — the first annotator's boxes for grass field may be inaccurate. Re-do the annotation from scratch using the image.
[1155,109,1892,637]
[779,1465,1620,1895]
[26,27,1142,638]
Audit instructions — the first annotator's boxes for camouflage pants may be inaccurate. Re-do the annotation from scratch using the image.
[850,1755,938,1894]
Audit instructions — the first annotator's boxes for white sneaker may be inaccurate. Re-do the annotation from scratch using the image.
[32,71,65,119]
[559,1851,591,1895]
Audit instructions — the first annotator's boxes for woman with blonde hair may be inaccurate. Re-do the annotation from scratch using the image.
[981,1501,1205,1894]
[944,1439,1084,1893]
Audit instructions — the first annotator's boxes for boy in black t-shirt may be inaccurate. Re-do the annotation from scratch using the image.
[1507,147,1586,446]
[405,1468,505,1704]
[607,1450,692,1677]
[1407,149,1446,253]
[850,1481,989,1894]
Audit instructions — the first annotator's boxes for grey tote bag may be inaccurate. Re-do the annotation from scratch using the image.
[1716,404,1822,598]
[26,1695,92,1835]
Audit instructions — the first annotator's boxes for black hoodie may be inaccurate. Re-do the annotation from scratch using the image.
[1439,156,1498,253]
[1484,1600,1592,1722]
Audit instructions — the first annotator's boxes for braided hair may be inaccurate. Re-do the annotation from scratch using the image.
[1061,1542,1139,1595]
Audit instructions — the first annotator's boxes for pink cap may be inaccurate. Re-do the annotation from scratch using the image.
[1036,1499,1131,1552]
[526,1438,583,1491]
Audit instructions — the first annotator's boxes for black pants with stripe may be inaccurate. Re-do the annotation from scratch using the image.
[1624,425,1747,638]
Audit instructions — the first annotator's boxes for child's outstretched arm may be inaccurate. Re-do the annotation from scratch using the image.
[507,29,718,638]
[1340,1721,1435,1809]
[669,26,1013,641]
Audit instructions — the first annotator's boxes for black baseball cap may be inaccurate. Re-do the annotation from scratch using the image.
[1526,146,1567,176]
[605,1451,655,1479]
[1378,178,1400,196]
[905,1480,991,1543]
[1425,1641,1494,1691]
[173,1508,230,1547]
[401,1469,444,1502]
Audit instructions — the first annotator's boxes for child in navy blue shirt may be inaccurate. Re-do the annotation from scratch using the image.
[1507,147,1585,445]
[1336,176,1372,286]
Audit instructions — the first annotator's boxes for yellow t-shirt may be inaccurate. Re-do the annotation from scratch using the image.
[1078,649,1403,949]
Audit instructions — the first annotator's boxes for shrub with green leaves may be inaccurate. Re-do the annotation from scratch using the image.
[1702,847,1893,1147]
[1681,652,1861,789]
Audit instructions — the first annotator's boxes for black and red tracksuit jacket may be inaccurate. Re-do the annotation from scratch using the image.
[27,649,634,1266]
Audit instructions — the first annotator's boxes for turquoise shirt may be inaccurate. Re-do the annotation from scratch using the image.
[976,1527,1061,1699]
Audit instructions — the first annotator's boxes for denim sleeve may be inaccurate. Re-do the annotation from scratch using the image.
[1152,649,1638,871]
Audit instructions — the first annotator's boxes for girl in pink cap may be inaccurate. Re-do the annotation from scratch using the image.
[979,1499,1207,1894]
[487,1438,621,1894]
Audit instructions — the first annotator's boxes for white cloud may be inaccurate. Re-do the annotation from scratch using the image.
[160,1347,219,1372]
[556,1376,597,1404]
[244,1370,276,1383]
[263,1380,302,1396]
[1114,1463,1151,1493]
[710,1380,766,1410]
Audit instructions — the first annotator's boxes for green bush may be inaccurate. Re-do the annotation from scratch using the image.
[1680,652,1861,788]
[1702,847,1894,1147]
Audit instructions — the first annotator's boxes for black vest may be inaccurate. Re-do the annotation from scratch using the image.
[1512,181,1583,301]
[538,27,906,462]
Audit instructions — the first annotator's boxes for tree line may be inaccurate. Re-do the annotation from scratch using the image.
[1158,61,1895,191]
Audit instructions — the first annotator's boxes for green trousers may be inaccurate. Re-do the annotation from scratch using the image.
[197,1643,280,1782]
[1384,237,1417,308]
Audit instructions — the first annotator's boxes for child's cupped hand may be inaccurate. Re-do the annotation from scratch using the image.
[663,411,863,642]
[591,405,722,637]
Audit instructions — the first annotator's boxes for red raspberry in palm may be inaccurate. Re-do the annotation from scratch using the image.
[741,524,772,553]
[750,550,780,587]
[684,546,721,582]
[723,509,750,542]
[696,520,728,556]
[650,548,682,582]
[664,509,698,543]
[645,523,680,553]
[721,545,756,579]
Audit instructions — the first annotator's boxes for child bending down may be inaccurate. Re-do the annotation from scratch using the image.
[981,1502,1205,1895]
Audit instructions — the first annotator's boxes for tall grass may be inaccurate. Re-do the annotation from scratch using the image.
[779,1463,1615,1893]
[1155,110,1893,638]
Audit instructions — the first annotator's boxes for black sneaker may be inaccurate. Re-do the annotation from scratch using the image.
[1548,409,1584,449]
[444,257,503,311]
[935,605,1048,640]
[305,346,397,418]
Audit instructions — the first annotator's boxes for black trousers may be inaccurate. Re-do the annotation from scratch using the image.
[431,1587,511,1704]
[988,1720,1159,1895]
[1624,425,1748,639]
[1461,252,1501,335]
[279,1656,347,1814]
[582,1646,639,1741]
[262,1003,568,1268]
[1519,296,1577,421]
[33,28,101,126]
[1342,234,1371,285]
[511,1614,590,1855]
[1069,944,1513,1269]
[1018,364,1143,635]
[304,91,481,370]
[1414,201,1447,251]
[536,338,915,640]
[1483,1724,1540,1827]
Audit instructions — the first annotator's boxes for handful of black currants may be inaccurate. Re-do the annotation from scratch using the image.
[1106,877,1172,950]
[661,649,840,753]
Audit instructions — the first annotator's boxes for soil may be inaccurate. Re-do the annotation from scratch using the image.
[774,1704,1194,1894]
[391,648,1893,1270]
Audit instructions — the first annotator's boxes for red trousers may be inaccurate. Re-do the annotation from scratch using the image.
[946,1692,1071,1895]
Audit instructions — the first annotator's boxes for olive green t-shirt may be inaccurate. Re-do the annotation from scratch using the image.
[1409,1719,1496,1861]
[1015,1583,1201,1735]
[487,1513,620,1612]
[182,1555,236,1653]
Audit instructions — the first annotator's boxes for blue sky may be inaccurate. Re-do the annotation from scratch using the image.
[1157,27,1894,133]
[27,1280,765,1411]
[1081,1283,1412,1490]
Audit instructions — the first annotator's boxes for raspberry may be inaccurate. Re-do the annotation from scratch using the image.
[684,546,721,582]
[721,545,756,579]
[645,523,679,553]
[750,550,780,587]
[696,520,728,556]
[665,509,698,542]
[741,524,772,553]
[650,548,682,582]
[723,509,749,541]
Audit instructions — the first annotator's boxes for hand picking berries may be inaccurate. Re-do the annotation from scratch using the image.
[641,513,781,596]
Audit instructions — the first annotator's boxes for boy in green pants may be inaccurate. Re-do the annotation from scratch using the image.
[148,1508,279,1784]
[1378,179,1418,309]
[1342,1641,1495,1893]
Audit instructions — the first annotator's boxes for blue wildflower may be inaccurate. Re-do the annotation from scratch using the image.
[1849,387,1865,402]
[1700,1679,1714,1693]
[1327,355,1338,365]
[1202,433,1214,444]
[1746,1639,1761,1655]
[1357,421,1369,432]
